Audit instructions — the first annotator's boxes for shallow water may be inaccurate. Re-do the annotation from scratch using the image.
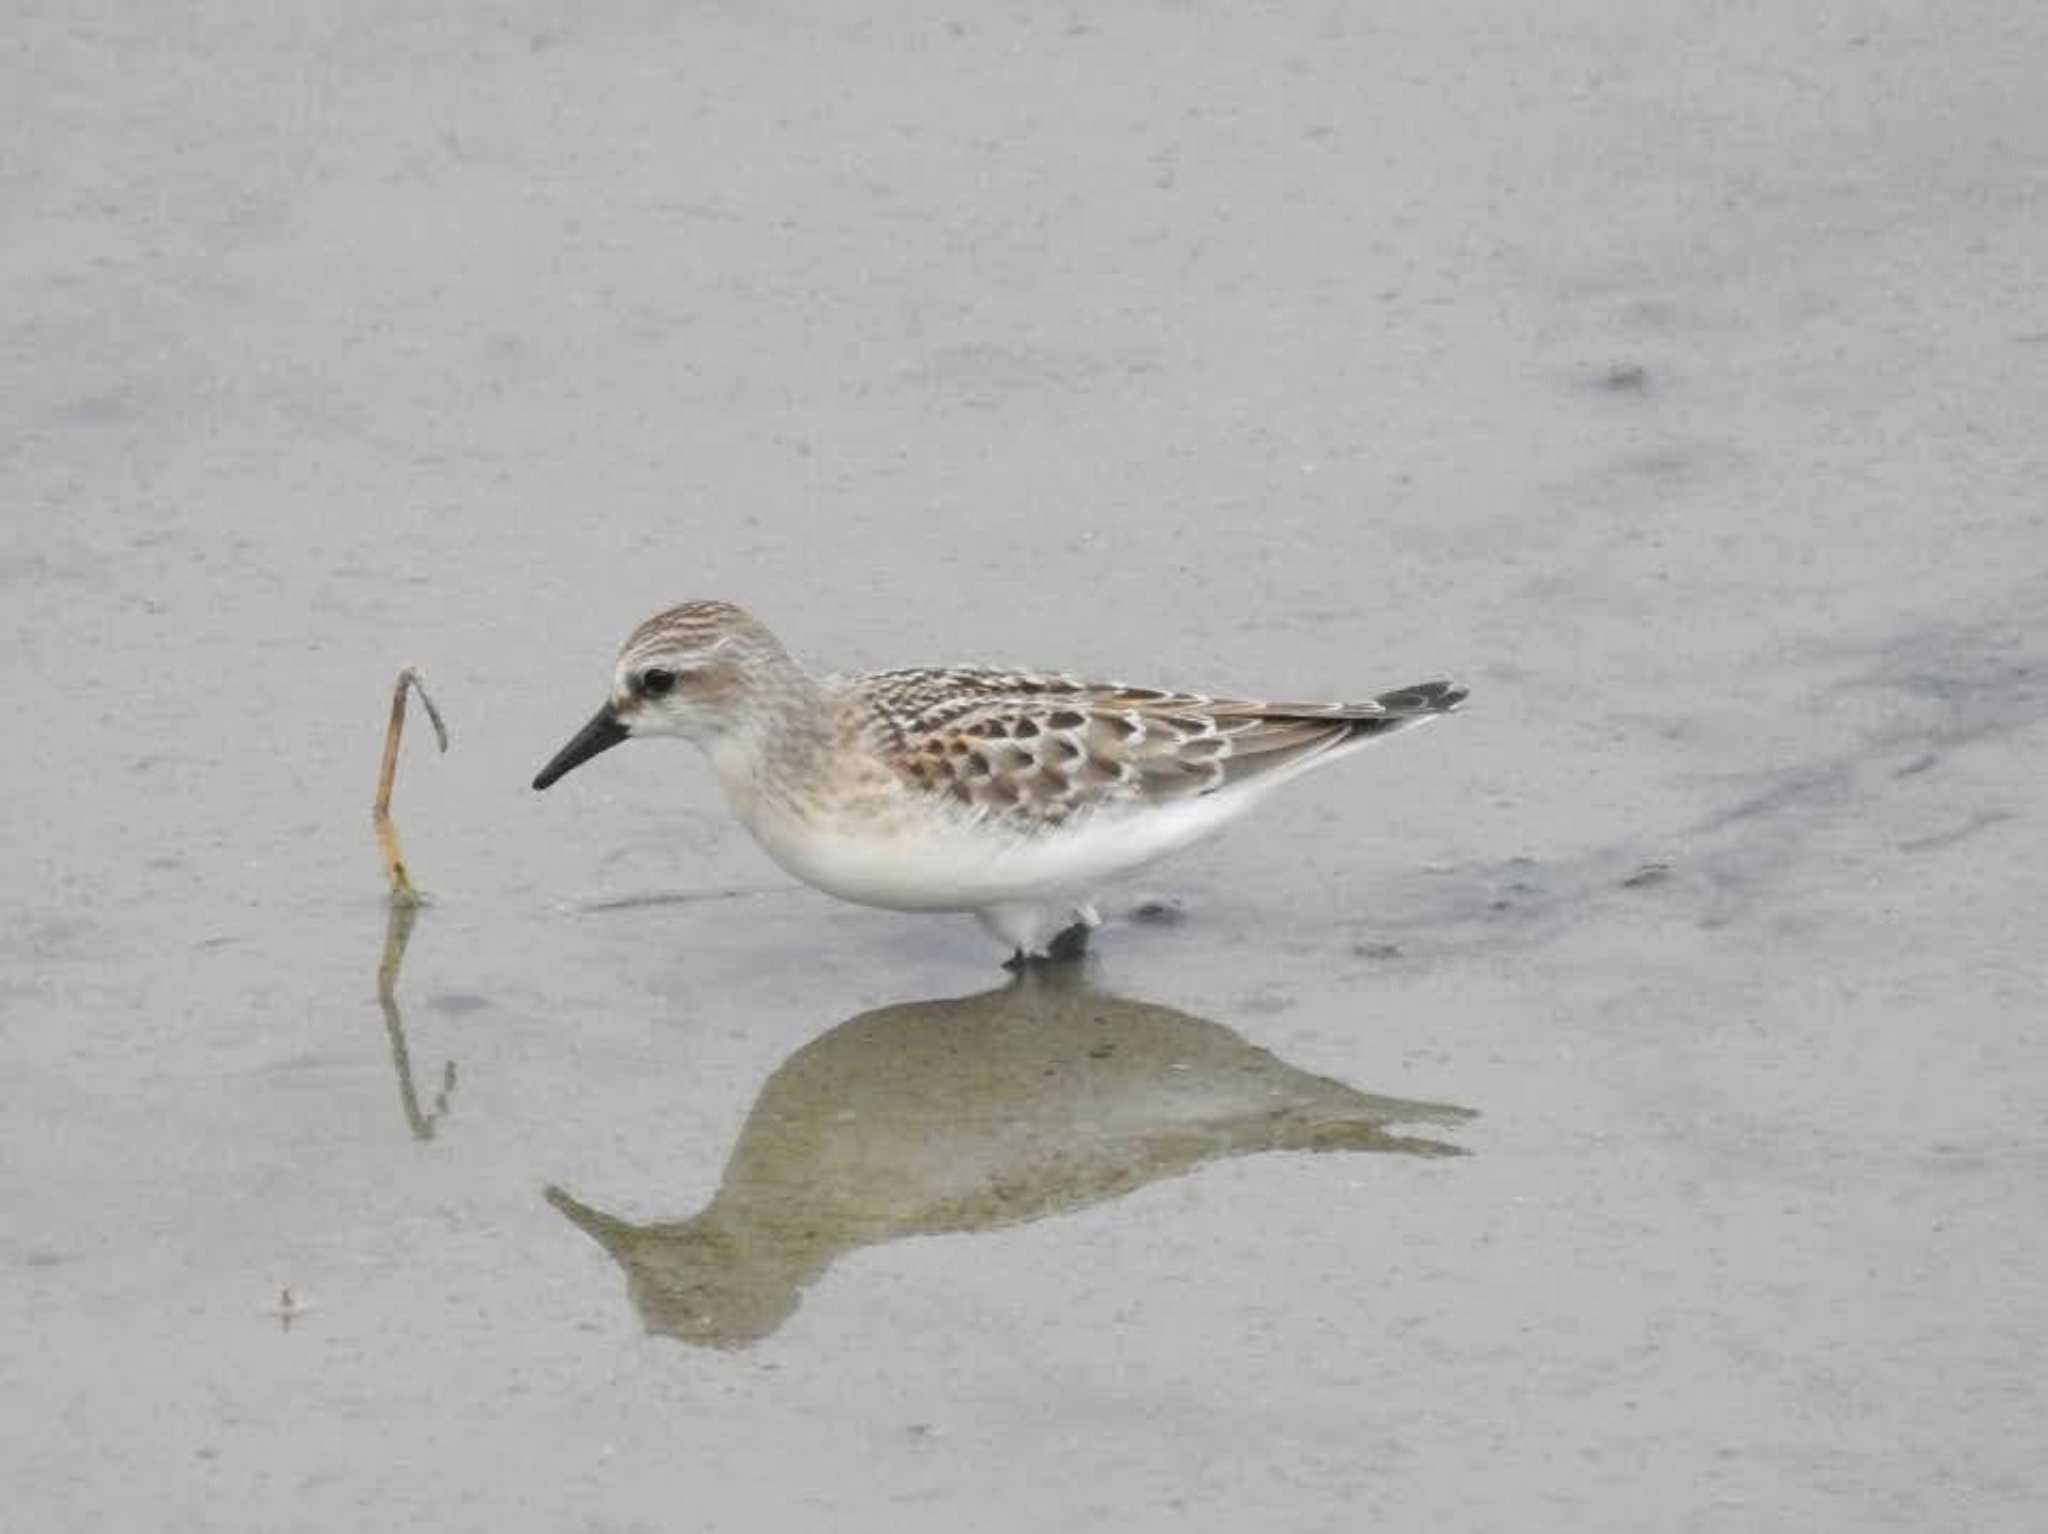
[7,4,2047,1531]
[539,958,1473,1351]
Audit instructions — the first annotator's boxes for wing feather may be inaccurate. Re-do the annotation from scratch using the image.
[856,668,1464,828]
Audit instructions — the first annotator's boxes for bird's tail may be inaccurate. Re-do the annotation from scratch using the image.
[1337,679,1467,744]
[1372,679,1468,716]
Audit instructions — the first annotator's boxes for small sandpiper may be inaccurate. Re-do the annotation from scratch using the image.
[533,601,1465,963]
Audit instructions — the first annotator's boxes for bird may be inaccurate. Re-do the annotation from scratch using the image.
[532,600,1465,964]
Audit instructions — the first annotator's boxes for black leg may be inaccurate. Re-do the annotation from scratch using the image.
[1044,920,1092,963]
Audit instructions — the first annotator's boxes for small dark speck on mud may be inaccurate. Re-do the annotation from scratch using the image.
[427,992,491,1016]
[1894,752,1939,778]
[1621,862,1672,889]
[1353,942,1404,960]
[1130,896,1186,925]
[1088,1042,1116,1060]
[1592,363,1651,394]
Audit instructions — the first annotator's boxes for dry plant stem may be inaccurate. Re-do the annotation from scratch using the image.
[372,666,449,905]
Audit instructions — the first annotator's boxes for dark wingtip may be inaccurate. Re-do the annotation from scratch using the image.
[1376,679,1469,715]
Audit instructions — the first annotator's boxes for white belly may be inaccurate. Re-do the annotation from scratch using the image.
[738,791,1256,913]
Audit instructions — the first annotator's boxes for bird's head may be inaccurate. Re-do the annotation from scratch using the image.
[532,600,795,790]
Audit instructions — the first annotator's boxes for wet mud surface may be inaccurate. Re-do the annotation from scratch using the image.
[6,4,2046,1531]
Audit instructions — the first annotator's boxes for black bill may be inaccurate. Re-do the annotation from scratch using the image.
[532,706,629,790]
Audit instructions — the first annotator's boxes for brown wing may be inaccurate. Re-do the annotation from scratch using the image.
[860,668,1465,828]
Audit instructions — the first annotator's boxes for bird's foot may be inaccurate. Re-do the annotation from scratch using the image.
[1044,919,1092,963]
[1001,919,1093,972]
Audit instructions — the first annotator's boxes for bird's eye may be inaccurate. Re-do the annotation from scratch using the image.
[639,668,678,697]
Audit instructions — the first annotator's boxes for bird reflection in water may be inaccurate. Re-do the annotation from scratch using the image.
[547,966,1474,1350]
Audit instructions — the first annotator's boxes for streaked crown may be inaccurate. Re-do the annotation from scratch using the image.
[621,600,773,665]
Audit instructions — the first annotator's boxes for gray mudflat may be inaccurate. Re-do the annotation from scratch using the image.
[5,5,2044,1531]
